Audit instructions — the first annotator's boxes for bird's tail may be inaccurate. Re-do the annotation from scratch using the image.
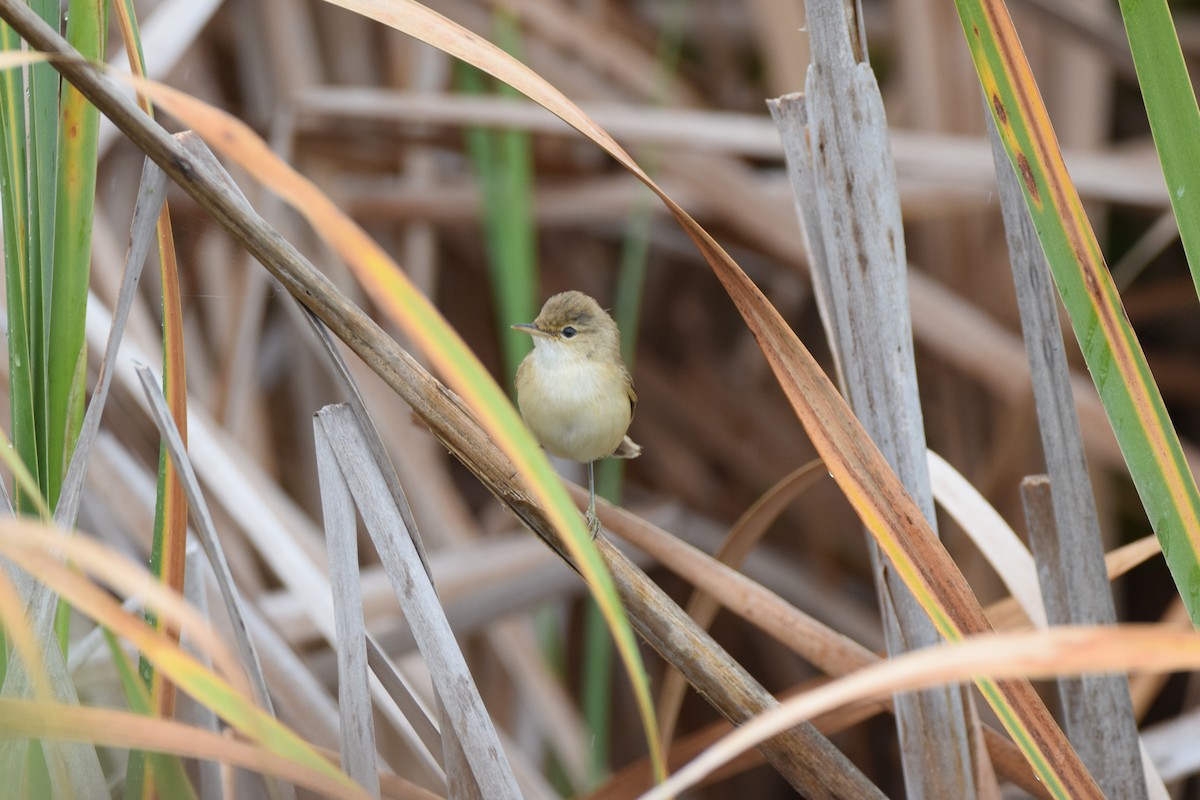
[610,435,643,459]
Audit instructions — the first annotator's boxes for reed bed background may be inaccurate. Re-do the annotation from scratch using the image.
[2,0,1200,797]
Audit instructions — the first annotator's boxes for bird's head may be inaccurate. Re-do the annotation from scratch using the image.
[512,291,619,359]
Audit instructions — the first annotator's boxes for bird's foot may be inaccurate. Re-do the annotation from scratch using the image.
[585,508,602,539]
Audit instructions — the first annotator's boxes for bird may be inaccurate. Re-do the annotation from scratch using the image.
[512,291,641,536]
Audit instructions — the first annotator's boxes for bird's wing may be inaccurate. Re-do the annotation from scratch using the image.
[613,371,642,459]
[626,370,638,420]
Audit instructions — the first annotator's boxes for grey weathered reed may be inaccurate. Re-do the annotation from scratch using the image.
[299,295,482,797]
[317,404,520,799]
[182,545,225,800]
[768,0,978,792]
[315,423,383,798]
[135,362,288,800]
[364,634,443,766]
[297,300,434,579]
[0,2,888,795]
[141,369,318,800]
[990,111,1148,798]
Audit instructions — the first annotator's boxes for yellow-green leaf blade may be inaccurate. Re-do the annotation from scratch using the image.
[0,521,359,792]
[953,0,1200,621]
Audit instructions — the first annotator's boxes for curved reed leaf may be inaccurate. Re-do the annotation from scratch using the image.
[658,460,827,744]
[642,625,1200,800]
[0,698,365,799]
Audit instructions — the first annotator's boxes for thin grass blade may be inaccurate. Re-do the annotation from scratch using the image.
[1115,0,1200,297]
[0,21,40,517]
[132,363,275,716]
[181,543,225,800]
[26,0,58,511]
[46,0,107,509]
[459,14,538,385]
[364,634,442,768]
[0,427,51,521]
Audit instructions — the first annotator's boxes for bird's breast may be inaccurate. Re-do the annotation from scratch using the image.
[516,348,633,463]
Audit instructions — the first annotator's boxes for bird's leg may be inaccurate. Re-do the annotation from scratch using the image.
[585,460,601,538]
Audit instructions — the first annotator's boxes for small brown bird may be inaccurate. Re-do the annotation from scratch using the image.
[513,291,641,535]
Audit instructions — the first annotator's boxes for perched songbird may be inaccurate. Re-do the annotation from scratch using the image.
[513,291,642,535]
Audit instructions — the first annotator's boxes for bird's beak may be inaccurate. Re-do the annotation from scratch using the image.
[511,322,550,338]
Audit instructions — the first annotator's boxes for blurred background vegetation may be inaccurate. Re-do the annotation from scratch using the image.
[4,0,1200,796]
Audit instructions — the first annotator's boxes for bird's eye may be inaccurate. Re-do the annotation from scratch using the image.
[561,326,577,338]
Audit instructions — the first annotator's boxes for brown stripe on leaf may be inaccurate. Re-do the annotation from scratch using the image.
[1016,152,1039,203]
[992,93,1007,126]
